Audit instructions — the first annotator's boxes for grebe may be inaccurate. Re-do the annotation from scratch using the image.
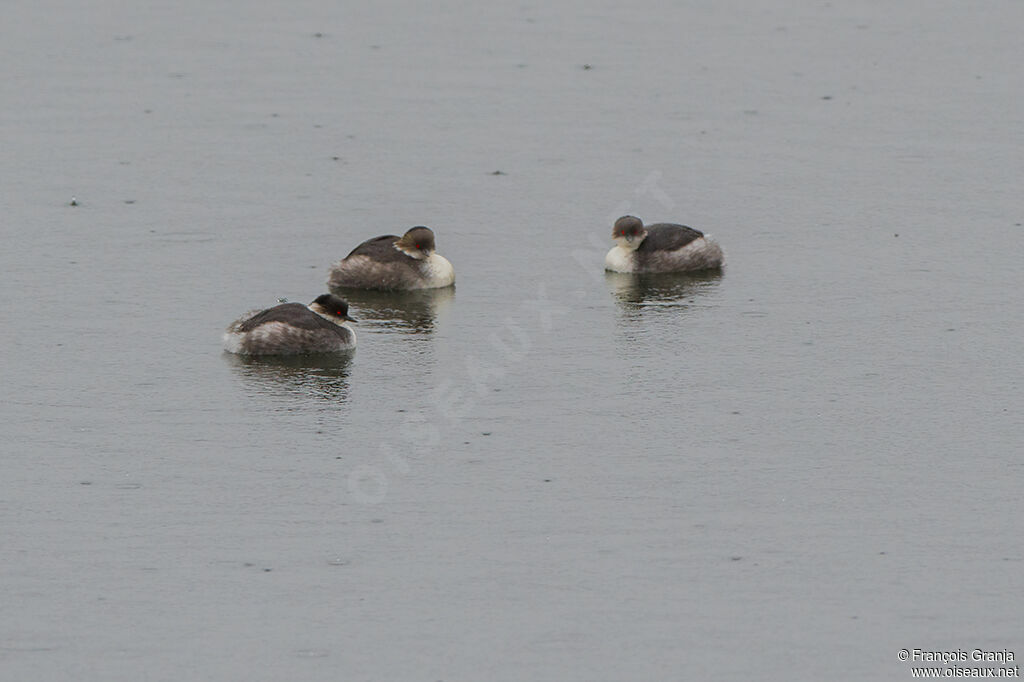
[223,294,356,355]
[604,215,724,273]
[328,226,455,291]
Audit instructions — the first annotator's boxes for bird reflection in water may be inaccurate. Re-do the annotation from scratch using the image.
[224,352,353,402]
[327,286,454,334]
[605,269,723,316]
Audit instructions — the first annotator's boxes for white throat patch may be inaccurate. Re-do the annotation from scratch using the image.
[613,235,642,252]
[605,245,636,272]
[421,253,455,287]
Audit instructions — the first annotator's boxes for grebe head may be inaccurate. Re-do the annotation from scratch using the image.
[394,226,436,260]
[310,294,357,322]
[612,215,647,251]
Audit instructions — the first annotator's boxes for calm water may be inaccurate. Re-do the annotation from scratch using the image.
[3,1,1022,680]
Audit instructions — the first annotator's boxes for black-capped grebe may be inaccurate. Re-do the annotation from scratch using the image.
[604,215,724,273]
[327,226,455,291]
[223,294,356,355]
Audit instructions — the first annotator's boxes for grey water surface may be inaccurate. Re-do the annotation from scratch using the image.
[3,1,1023,680]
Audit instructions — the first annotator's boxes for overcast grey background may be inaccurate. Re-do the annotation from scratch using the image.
[3,1,1022,680]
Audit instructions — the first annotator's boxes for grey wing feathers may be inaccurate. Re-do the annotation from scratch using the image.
[638,224,705,252]
[345,235,402,260]
[236,303,331,332]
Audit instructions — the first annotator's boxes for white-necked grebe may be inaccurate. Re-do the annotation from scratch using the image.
[604,215,724,273]
[223,294,356,355]
[328,226,455,291]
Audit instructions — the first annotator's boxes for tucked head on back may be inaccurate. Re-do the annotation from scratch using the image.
[612,215,647,250]
[328,225,454,290]
[309,293,357,322]
[223,293,357,355]
[394,226,437,260]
